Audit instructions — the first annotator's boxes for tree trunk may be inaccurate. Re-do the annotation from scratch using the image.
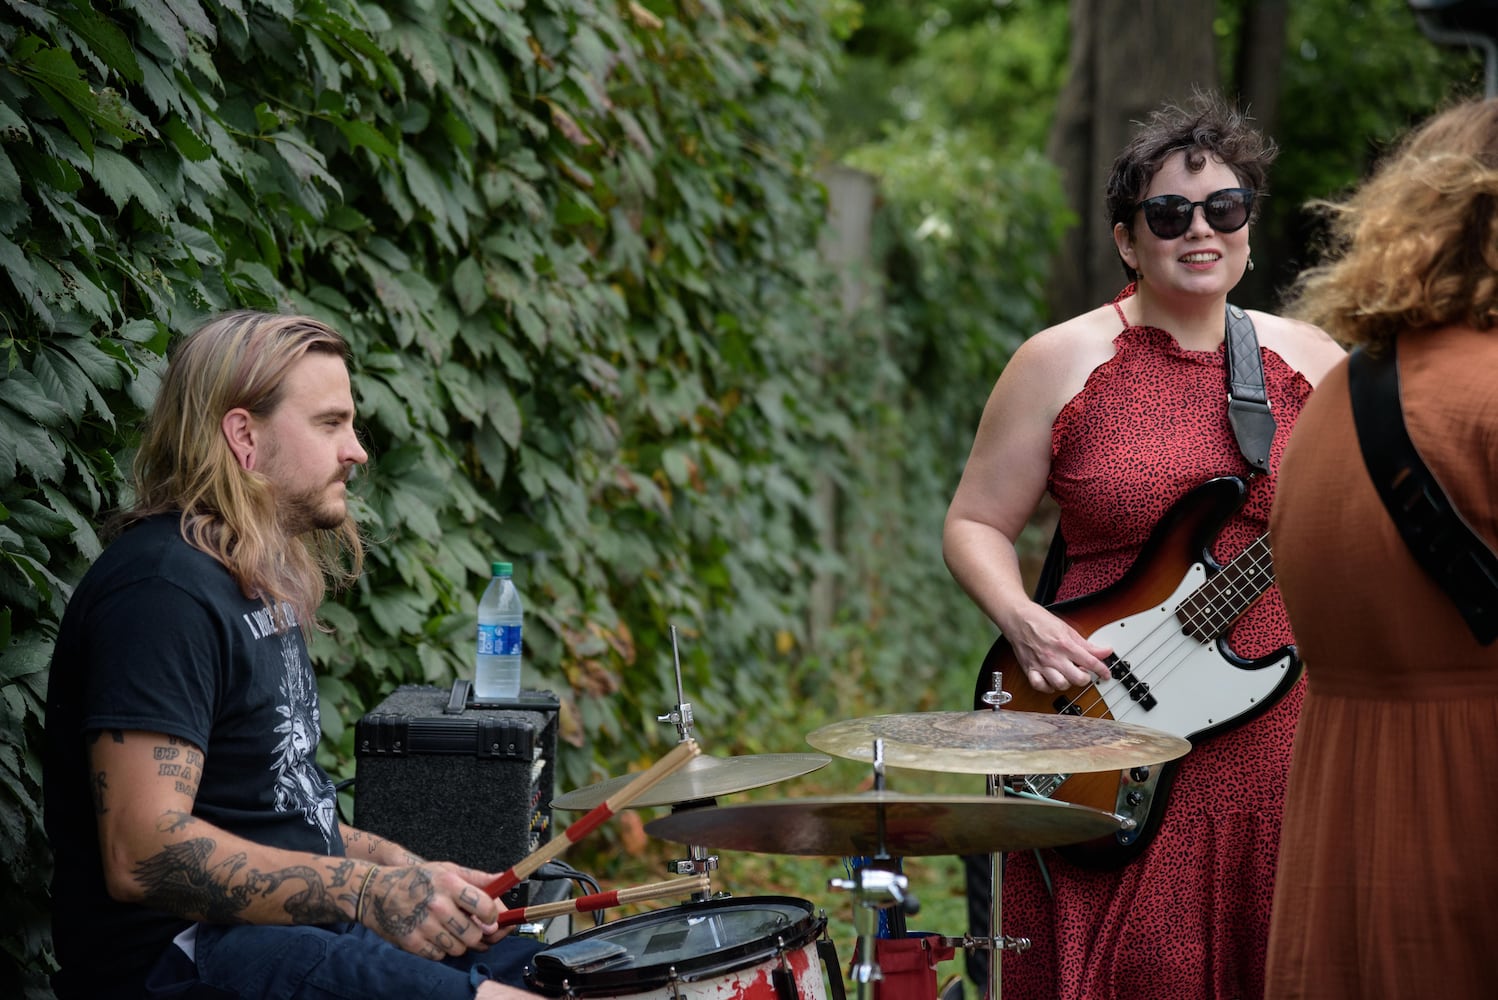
[1045,0,1220,323]
[1233,0,1292,311]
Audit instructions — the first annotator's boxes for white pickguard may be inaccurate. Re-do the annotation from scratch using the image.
[1085,561,1293,737]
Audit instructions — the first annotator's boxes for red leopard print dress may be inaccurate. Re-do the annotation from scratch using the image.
[999,290,1314,1000]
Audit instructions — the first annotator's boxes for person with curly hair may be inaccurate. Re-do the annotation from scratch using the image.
[1265,96,1498,999]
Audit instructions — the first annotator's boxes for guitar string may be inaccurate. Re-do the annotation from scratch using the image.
[1093,539,1277,726]
[1048,537,1272,719]
[1049,535,1276,727]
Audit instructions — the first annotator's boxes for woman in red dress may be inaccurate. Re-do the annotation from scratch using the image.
[943,92,1344,999]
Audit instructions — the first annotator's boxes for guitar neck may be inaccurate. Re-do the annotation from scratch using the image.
[1175,534,1274,641]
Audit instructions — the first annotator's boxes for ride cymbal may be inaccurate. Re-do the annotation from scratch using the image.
[806,710,1190,775]
[551,752,831,811]
[644,791,1125,857]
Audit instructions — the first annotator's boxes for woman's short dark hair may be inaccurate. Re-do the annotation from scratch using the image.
[1105,90,1279,233]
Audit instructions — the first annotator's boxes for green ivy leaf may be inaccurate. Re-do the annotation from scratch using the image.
[451,256,486,316]
[56,4,144,83]
[0,148,19,205]
[0,407,66,485]
[0,370,67,428]
[366,589,428,638]
[333,118,398,160]
[88,147,169,219]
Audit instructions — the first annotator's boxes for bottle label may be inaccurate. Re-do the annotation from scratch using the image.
[478,623,522,657]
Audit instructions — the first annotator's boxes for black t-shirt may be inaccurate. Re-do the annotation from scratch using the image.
[43,514,344,998]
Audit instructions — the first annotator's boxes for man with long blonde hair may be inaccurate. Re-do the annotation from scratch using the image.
[43,312,540,999]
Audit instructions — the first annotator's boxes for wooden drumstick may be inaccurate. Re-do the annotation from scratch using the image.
[482,738,701,898]
[491,874,711,927]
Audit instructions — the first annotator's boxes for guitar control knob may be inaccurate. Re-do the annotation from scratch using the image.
[1125,790,1144,806]
[1129,766,1150,782]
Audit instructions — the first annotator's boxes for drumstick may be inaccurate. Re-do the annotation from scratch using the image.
[491,874,711,927]
[482,738,701,898]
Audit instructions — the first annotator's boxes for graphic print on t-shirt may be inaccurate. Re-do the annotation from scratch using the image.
[250,603,339,851]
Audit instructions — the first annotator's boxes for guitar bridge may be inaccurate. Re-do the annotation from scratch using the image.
[1011,773,1068,799]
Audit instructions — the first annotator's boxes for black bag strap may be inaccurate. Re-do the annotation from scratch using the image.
[1224,303,1276,473]
[1347,342,1498,645]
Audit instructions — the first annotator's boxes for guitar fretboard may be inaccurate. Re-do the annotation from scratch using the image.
[1174,534,1274,641]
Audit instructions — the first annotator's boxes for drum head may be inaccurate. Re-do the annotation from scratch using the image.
[527,896,822,996]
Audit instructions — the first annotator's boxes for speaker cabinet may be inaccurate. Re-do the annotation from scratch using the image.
[354,684,558,890]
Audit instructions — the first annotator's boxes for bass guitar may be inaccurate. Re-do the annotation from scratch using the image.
[971,475,1301,868]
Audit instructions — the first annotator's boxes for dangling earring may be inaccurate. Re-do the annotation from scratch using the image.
[1247,255,1256,272]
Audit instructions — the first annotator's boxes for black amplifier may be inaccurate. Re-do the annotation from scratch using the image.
[353,682,559,890]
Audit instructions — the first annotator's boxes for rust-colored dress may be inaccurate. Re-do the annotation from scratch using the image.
[1264,326,1498,999]
[999,291,1316,1000]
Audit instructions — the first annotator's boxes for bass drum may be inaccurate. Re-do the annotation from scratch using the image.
[526,895,831,1000]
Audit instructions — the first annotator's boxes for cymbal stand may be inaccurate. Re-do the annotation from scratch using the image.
[664,834,720,903]
[657,624,697,743]
[658,625,718,901]
[979,673,1032,1000]
[826,739,920,1000]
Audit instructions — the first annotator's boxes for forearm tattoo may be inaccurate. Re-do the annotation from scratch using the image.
[135,811,359,924]
[343,827,425,865]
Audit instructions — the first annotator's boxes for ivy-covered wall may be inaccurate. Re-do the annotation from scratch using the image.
[0,0,1063,992]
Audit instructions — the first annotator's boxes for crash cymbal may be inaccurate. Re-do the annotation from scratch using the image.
[551,752,831,811]
[644,791,1125,857]
[806,710,1190,775]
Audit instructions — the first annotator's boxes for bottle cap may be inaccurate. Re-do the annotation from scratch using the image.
[492,561,513,576]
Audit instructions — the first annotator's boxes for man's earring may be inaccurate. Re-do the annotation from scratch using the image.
[1247,254,1255,272]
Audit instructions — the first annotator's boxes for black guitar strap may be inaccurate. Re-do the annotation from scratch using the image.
[1347,342,1498,645]
[1224,303,1276,474]
[1030,303,1273,598]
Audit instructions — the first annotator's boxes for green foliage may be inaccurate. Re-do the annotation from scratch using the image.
[0,0,1066,991]
[824,0,1068,158]
[1275,0,1487,199]
[0,0,854,988]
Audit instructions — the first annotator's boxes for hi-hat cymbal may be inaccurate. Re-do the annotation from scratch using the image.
[644,791,1125,857]
[551,752,831,811]
[807,710,1190,775]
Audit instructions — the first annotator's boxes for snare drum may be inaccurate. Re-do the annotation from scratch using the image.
[526,896,830,1000]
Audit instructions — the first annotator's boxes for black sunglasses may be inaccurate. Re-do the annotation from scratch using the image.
[1132,187,1255,240]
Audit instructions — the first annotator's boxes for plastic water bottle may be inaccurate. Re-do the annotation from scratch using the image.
[474,561,523,700]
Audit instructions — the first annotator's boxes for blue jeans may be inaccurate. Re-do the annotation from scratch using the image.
[142,922,545,999]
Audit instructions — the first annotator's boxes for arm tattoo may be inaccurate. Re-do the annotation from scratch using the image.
[136,818,357,925]
[153,738,202,798]
[245,865,348,924]
[132,838,254,923]
[159,810,196,834]
[91,770,108,816]
[343,828,425,865]
[86,731,124,815]
[342,829,381,857]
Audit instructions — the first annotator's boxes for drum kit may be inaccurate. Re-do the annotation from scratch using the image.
[517,631,1191,1000]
